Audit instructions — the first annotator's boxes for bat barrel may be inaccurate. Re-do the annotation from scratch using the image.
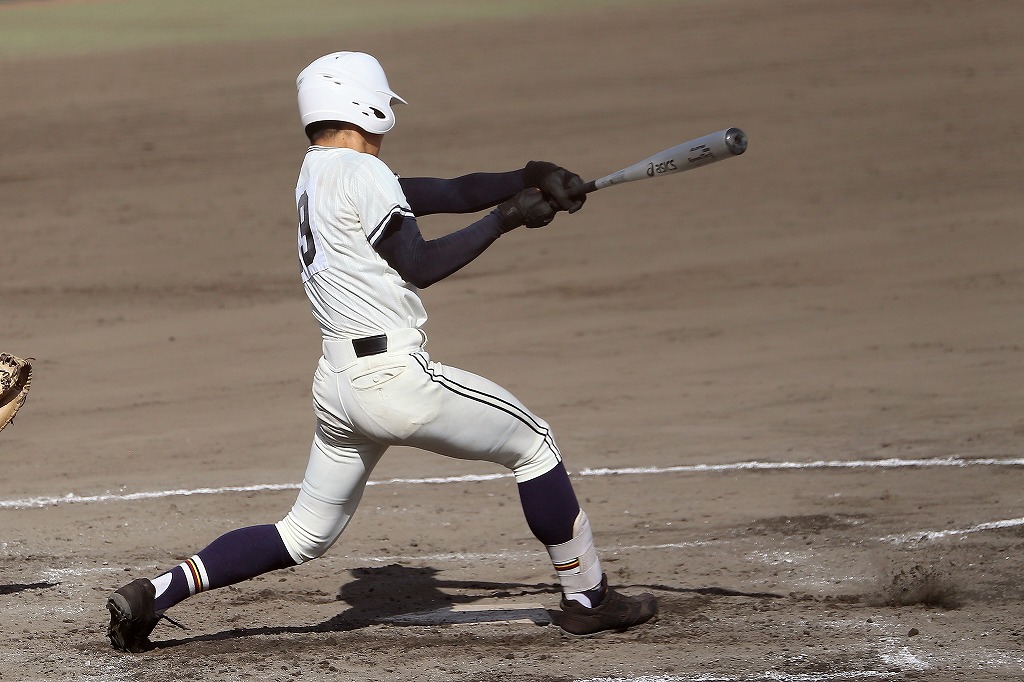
[724,127,748,156]
[567,127,748,198]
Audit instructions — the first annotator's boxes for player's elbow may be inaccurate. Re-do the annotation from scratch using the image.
[396,264,440,288]
[405,274,437,289]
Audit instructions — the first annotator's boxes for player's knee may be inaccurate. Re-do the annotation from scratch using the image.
[275,515,340,564]
[510,438,562,483]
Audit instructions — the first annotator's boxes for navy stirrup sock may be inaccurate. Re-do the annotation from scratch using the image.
[152,524,295,613]
[517,463,580,545]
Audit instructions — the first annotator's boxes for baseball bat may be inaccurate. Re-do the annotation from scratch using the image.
[569,127,747,197]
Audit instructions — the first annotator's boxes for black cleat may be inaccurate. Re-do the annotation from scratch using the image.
[106,578,159,653]
[558,574,658,636]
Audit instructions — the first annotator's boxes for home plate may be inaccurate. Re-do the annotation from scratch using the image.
[382,602,552,626]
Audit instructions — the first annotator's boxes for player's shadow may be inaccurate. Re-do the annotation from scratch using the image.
[322,563,556,630]
[153,564,557,650]
[152,565,783,650]
[0,581,58,595]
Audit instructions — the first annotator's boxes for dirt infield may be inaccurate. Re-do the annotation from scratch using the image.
[2,1,1023,680]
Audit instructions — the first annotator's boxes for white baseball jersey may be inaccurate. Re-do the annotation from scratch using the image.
[295,146,423,339]
[277,145,567,577]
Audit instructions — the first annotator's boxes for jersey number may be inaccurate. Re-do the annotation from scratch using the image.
[298,191,315,267]
[296,188,328,282]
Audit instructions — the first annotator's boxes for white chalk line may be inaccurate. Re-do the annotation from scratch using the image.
[574,626,1024,682]
[575,672,897,682]
[2,454,1020,511]
[578,455,1024,477]
[0,482,302,510]
[881,516,1024,544]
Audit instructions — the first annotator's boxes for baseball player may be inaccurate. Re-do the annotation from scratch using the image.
[106,51,656,653]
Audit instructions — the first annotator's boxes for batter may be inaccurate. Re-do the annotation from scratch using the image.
[105,51,657,652]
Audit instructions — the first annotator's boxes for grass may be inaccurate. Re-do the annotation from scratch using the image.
[0,0,658,60]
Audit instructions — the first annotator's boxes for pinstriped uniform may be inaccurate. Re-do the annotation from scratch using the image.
[277,147,562,564]
[296,146,421,339]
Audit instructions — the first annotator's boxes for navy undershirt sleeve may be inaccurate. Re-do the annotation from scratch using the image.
[399,170,527,216]
[375,212,506,288]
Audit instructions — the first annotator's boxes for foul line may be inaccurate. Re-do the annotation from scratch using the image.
[882,516,1024,544]
[1,455,1020,511]
[575,673,898,682]
[577,455,1024,477]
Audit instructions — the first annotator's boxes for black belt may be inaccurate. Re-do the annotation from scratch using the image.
[352,334,388,357]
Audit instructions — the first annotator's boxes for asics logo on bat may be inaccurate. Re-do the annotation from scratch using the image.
[646,158,678,177]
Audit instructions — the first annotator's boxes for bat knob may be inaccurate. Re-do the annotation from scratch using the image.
[724,127,748,155]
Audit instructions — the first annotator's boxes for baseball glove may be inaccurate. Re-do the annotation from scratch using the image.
[0,353,33,432]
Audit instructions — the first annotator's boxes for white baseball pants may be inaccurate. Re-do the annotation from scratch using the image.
[276,328,562,564]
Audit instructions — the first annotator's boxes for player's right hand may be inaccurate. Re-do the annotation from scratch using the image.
[525,161,587,214]
[497,188,557,231]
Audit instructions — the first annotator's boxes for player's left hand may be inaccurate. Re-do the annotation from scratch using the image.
[525,161,587,214]
[497,188,557,231]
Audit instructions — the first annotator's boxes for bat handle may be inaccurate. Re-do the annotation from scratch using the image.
[567,179,597,199]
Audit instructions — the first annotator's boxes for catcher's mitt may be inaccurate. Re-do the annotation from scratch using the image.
[0,353,32,432]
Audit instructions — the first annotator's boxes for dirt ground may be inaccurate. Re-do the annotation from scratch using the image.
[2,1,1023,680]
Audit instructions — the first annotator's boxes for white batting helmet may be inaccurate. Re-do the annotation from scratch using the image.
[296,52,406,135]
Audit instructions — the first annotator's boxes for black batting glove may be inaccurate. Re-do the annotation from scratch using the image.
[524,160,587,214]
[496,187,557,232]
